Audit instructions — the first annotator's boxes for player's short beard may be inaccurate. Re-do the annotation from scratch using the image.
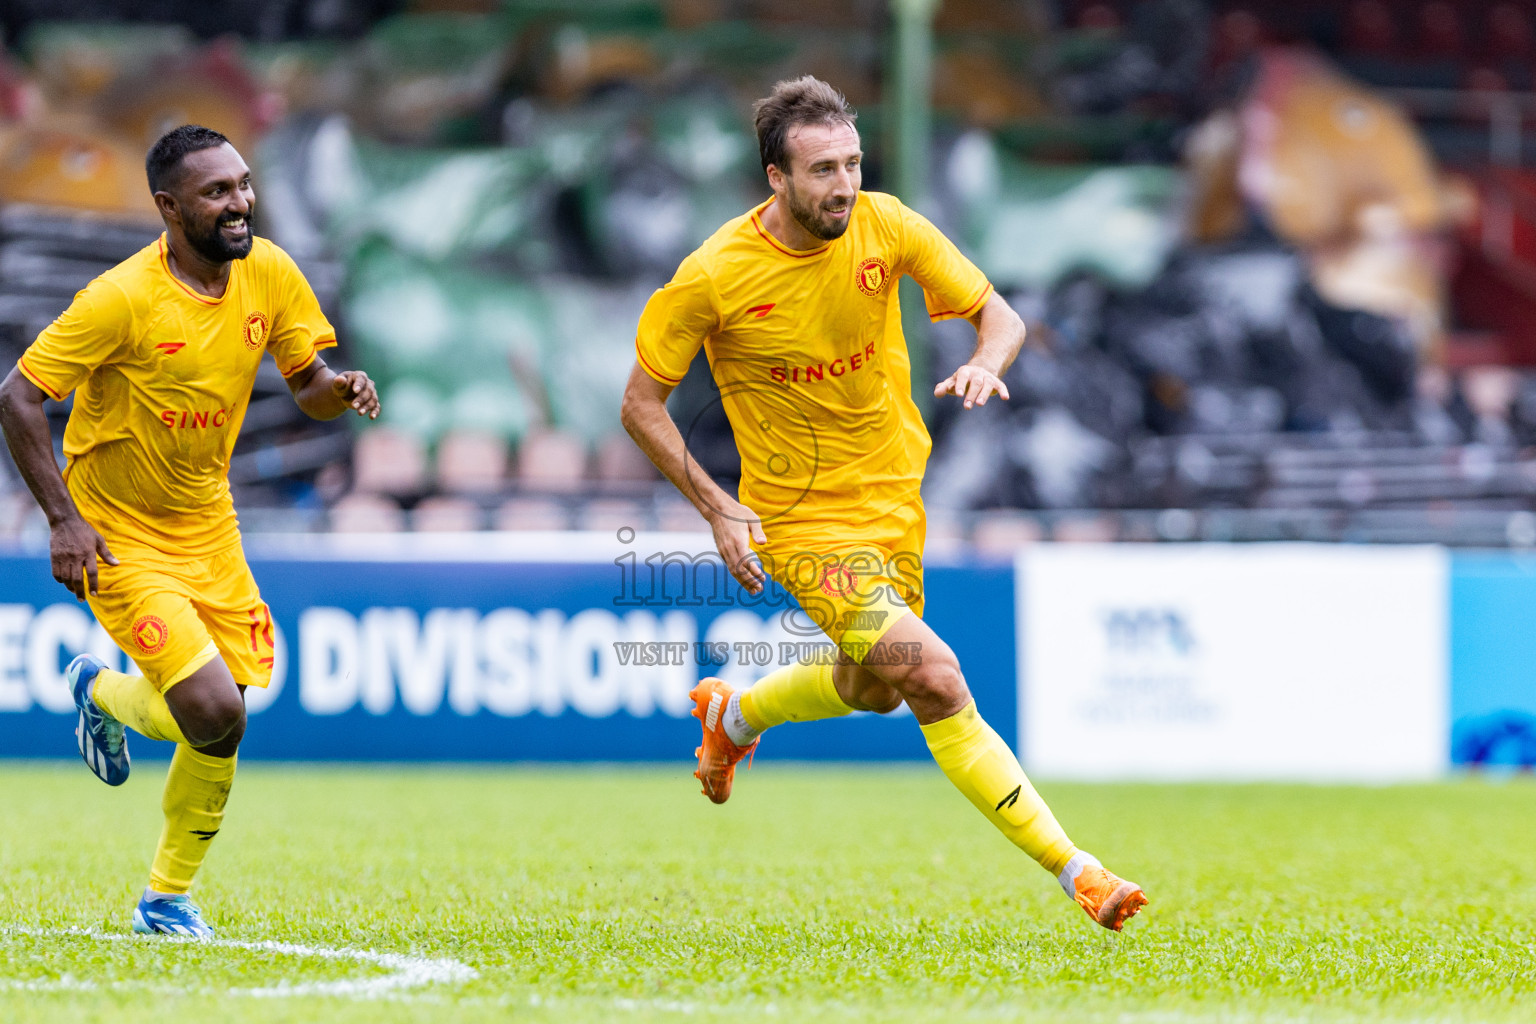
[185,210,255,263]
[784,177,854,242]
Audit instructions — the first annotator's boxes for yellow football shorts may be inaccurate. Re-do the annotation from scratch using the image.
[754,500,926,662]
[87,543,276,692]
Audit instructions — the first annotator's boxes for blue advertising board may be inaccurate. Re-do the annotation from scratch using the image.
[0,536,1016,763]
[1449,552,1536,767]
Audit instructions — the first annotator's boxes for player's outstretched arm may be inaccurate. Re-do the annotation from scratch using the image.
[620,363,768,595]
[284,358,380,422]
[933,291,1027,409]
[0,368,118,600]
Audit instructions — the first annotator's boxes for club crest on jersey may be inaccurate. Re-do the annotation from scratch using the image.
[131,615,169,656]
[856,256,889,297]
[243,311,270,351]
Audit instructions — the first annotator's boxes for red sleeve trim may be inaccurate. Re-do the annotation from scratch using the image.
[928,283,994,322]
[278,336,336,378]
[16,354,64,400]
[636,346,685,386]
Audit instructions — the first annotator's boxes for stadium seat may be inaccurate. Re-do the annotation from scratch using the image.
[594,432,656,485]
[493,496,571,531]
[654,496,705,533]
[1487,3,1532,59]
[575,497,648,531]
[971,511,1046,555]
[515,428,588,493]
[1344,0,1399,55]
[1464,366,1520,422]
[1052,515,1119,542]
[435,429,511,495]
[351,427,428,497]
[1414,1,1464,59]
[1209,10,1267,73]
[329,492,407,532]
[412,496,485,532]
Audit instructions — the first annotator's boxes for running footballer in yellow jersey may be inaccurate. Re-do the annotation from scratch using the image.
[0,125,379,939]
[622,77,1148,931]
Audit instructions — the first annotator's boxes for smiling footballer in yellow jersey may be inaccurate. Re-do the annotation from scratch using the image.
[623,77,1148,931]
[0,125,379,939]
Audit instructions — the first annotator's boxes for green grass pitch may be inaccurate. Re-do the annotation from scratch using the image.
[2,761,1534,1023]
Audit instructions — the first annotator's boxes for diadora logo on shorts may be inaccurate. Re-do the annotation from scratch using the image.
[131,615,169,655]
[746,303,776,318]
[154,341,186,356]
[856,256,889,296]
[243,310,270,351]
[158,408,234,430]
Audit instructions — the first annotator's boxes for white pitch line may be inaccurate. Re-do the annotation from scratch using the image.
[2,926,476,1000]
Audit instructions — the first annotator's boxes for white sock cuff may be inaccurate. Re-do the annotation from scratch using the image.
[144,887,187,902]
[1057,850,1102,899]
[721,690,762,747]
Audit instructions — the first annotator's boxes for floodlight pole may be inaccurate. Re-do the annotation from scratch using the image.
[889,0,941,415]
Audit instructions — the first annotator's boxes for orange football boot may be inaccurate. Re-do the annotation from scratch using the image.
[689,677,757,804]
[1072,864,1148,931]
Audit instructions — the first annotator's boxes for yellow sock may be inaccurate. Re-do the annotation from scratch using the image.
[149,746,237,894]
[91,669,188,744]
[920,701,1077,875]
[739,655,851,732]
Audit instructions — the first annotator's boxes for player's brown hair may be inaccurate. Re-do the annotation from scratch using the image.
[753,76,857,174]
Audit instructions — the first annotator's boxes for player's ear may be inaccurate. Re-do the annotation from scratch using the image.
[766,163,785,192]
[152,190,179,223]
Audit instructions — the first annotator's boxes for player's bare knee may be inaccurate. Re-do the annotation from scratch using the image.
[195,708,245,757]
[842,677,903,713]
[863,687,905,714]
[902,655,968,707]
[177,691,245,747]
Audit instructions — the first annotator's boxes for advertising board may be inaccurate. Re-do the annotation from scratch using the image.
[1017,545,1448,781]
[0,532,1016,762]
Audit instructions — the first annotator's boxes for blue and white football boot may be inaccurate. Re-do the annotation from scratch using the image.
[67,653,129,786]
[132,891,215,939]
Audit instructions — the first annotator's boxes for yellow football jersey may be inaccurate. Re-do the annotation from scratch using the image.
[18,234,336,557]
[636,190,991,523]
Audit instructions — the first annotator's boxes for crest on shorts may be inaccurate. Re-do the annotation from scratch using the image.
[242,310,270,351]
[820,563,859,597]
[856,256,889,297]
[131,615,169,655]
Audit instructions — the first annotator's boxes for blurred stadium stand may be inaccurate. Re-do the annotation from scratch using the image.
[5,0,1536,547]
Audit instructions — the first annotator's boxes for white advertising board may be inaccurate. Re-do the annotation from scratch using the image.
[1017,545,1447,781]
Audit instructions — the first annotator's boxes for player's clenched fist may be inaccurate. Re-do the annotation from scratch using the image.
[331,370,380,419]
